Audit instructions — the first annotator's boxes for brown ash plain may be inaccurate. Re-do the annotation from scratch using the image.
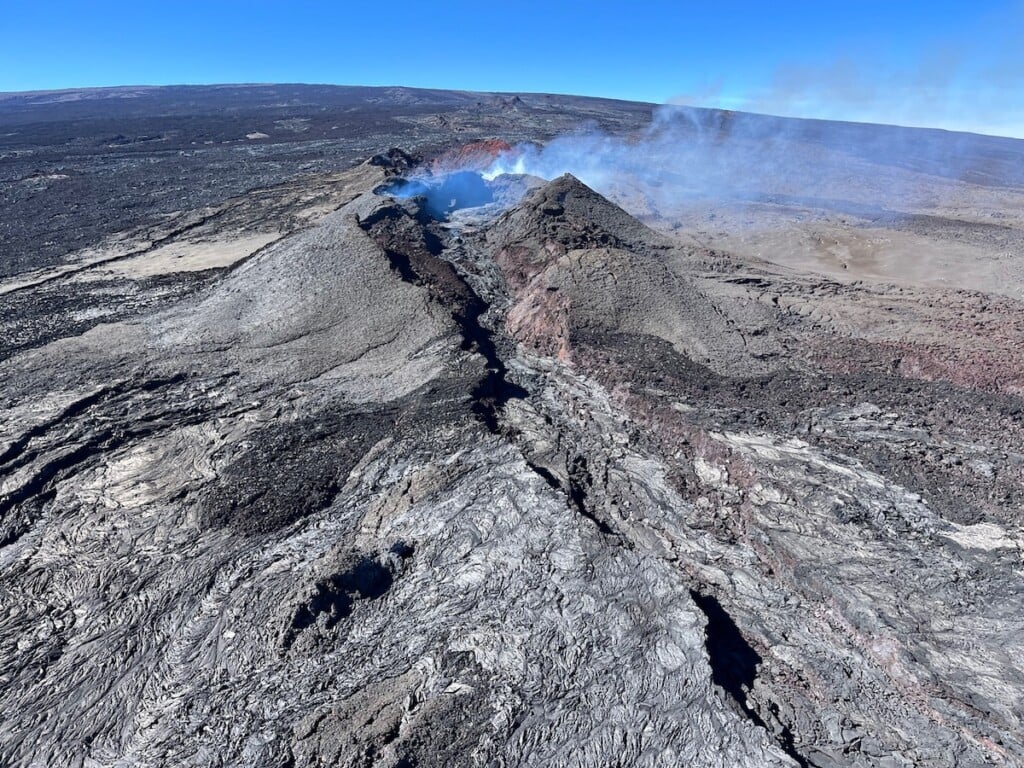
[2,84,1024,767]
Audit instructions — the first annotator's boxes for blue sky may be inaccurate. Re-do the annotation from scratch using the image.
[3,1,1022,137]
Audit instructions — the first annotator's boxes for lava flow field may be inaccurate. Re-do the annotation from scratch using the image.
[2,84,1024,768]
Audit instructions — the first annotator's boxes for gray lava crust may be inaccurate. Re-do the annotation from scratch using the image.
[2,86,1024,767]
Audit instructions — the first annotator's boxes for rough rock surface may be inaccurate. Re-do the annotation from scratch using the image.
[2,87,1024,767]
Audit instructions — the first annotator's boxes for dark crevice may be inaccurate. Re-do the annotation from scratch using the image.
[690,589,809,768]
[573,496,617,536]
[0,372,187,475]
[362,201,625,539]
[0,417,190,518]
[525,460,561,491]
[0,413,199,547]
[0,373,201,547]
[566,455,607,529]
[524,455,619,538]
[360,204,526,435]
[0,387,112,467]
[0,433,118,521]
[460,292,528,434]
[567,454,617,536]
[380,244,420,284]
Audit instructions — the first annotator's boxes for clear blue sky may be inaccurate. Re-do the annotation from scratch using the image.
[3,1,1022,137]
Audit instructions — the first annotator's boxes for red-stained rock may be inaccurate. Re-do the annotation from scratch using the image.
[430,139,513,173]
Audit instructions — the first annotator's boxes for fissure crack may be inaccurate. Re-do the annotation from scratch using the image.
[359,204,526,435]
[691,588,810,767]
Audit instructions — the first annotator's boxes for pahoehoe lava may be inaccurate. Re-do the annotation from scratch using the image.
[2,84,1024,768]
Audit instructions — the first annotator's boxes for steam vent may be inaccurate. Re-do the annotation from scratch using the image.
[3,85,1024,768]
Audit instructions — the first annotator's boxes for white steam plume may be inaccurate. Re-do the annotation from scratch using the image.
[479,105,1024,217]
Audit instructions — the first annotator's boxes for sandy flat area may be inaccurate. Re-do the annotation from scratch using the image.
[96,232,281,278]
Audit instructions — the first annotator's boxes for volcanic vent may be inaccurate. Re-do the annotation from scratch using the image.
[374,138,552,221]
[378,171,496,219]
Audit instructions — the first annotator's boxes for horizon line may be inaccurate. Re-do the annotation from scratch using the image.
[0,81,1020,142]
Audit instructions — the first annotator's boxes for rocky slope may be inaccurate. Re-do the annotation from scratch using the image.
[2,88,1024,767]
